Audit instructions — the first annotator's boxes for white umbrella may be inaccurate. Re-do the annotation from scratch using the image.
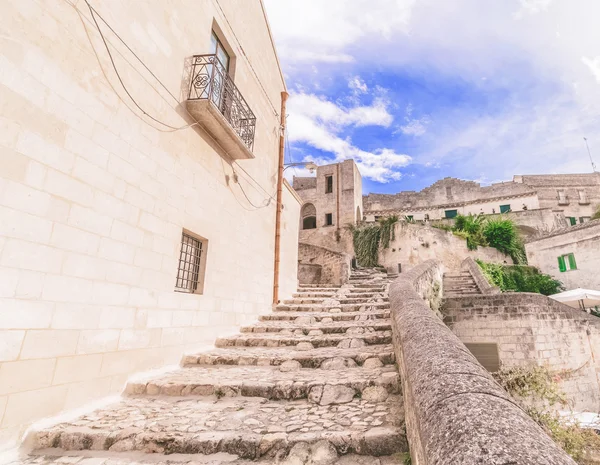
[549,288,600,310]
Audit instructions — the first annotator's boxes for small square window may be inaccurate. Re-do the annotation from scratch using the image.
[445,209,458,219]
[325,213,333,226]
[558,253,577,272]
[175,231,208,294]
[500,204,511,214]
[325,175,333,194]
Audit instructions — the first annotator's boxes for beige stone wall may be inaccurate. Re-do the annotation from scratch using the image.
[525,220,600,290]
[0,0,298,449]
[278,181,301,299]
[444,294,600,412]
[379,222,512,272]
[514,173,600,222]
[297,243,351,286]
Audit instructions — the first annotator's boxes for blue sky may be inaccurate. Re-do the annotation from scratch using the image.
[263,0,600,194]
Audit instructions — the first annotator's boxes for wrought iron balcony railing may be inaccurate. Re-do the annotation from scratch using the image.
[188,54,256,151]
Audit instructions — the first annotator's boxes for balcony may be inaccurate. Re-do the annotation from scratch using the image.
[185,55,256,159]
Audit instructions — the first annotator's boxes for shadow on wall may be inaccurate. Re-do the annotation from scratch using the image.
[297,242,351,286]
[379,222,511,272]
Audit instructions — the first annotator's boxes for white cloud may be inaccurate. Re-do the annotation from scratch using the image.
[349,76,368,94]
[287,93,410,183]
[582,56,600,83]
[396,105,431,137]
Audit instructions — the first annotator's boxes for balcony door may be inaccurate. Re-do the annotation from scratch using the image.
[210,32,230,115]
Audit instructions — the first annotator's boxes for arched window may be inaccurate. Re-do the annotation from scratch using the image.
[356,206,362,224]
[301,203,317,230]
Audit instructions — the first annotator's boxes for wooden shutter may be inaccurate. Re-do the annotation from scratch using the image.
[569,217,577,226]
[568,254,577,270]
[558,256,567,272]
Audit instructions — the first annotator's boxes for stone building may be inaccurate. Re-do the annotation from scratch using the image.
[525,220,600,290]
[0,0,300,449]
[364,173,600,233]
[292,159,363,253]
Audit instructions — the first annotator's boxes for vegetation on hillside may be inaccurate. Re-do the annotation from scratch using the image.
[592,205,600,220]
[349,216,398,267]
[433,214,527,264]
[494,366,600,463]
[476,260,564,296]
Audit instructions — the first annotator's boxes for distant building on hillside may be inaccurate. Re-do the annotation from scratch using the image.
[525,220,600,291]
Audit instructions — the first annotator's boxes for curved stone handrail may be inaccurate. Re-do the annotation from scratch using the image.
[390,260,576,465]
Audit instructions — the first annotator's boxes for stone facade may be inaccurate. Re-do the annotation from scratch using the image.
[378,222,512,273]
[364,173,600,232]
[525,220,600,290]
[444,293,600,412]
[0,0,300,449]
[293,160,363,254]
[297,243,351,286]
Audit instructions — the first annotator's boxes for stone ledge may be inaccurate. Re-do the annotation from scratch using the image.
[389,259,576,464]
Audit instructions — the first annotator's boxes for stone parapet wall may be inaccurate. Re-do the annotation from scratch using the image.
[444,293,600,412]
[298,242,351,286]
[389,261,576,464]
[460,257,500,294]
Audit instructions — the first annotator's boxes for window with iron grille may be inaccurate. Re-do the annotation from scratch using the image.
[175,231,207,294]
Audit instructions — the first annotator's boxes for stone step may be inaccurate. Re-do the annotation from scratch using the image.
[125,365,400,400]
[292,291,383,298]
[182,344,396,368]
[30,396,406,459]
[298,285,340,290]
[215,332,392,349]
[283,297,388,305]
[276,302,390,313]
[241,320,392,334]
[259,310,390,322]
[21,453,407,465]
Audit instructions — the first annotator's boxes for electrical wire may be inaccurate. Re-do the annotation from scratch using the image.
[67,0,279,205]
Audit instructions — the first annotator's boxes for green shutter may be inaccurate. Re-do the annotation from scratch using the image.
[558,256,567,272]
[445,210,458,219]
[500,204,511,213]
[568,254,577,270]
[569,217,577,226]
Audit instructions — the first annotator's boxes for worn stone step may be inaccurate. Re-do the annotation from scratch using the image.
[292,291,383,299]
[298,285,341,290]
[284,297,389,305]
[241,320,392,334]
[276,302,390,313]
[215,332,392,349]
[125,365,400,400]
[30,396,406,458]
[22,453,407,465]
[259,310,390,322]
[182,345,395,368]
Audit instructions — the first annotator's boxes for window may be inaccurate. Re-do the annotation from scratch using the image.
[558,253,577,272]
[175,231,208,294]
[557,190,568,204]
[444,209,458,219]
[424,214,430,221]
[325,175,333,194]
[301,203,317,230]
[500,204,511,214]
[406,215,414,221]
[579,190,589,204]
[210,31,230,71]
[580,217,591,224]
[325,213,333,226]
[568,217,577,226]
[446,186,452,198]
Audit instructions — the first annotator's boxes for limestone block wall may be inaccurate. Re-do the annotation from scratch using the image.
[297,243,351,286]
[389,261,576,465]
[514,173,600,220]
[525,220,600,290]
[278,181,302,299]
[379,222,511,272]
[0,0,299,449]
[444,294,600,411]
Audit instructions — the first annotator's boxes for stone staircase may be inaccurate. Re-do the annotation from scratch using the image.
[443,271,481,297]
[20,269,406,465]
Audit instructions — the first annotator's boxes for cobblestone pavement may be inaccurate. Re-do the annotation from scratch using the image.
[22,269,406,464]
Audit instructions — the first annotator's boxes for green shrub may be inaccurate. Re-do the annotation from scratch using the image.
[482,218,527,264]
[476,260,565,295]
[592,205,600,220]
